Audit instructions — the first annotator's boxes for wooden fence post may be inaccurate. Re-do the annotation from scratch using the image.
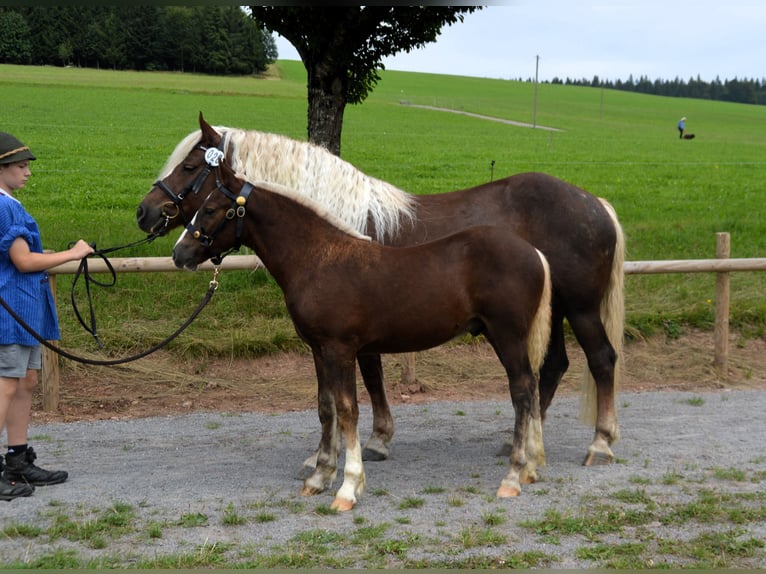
[714,232,730,379]
[41,273,60,411]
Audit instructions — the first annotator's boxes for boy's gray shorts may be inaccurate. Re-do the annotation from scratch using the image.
[0,345,42,378]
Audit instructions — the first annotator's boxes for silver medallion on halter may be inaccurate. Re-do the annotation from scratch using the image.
[204,147,224,167]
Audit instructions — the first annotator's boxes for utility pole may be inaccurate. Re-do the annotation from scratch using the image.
[533,55,540,128]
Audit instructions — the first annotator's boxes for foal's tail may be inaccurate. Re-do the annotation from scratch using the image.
[579,198,626,426]
[528,249,553,376]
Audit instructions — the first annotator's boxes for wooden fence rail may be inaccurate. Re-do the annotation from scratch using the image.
[39,232,765,411]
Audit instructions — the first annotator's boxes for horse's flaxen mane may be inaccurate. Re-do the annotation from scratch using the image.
[160,127,416,242]
[251,180,372,242]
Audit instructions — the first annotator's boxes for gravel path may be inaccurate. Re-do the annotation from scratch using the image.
[2,389,765,568]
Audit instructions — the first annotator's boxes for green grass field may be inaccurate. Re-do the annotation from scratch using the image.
[1,62,765,357]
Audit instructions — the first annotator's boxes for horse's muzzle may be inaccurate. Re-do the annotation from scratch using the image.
[136,204,171,236]
[171,247,198,271]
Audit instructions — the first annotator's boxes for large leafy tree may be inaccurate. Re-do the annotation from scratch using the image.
[5,6,275,73]
[0,10,32,64]
[249,6,480,155]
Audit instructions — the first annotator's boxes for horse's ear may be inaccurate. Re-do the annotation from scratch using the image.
[198,112,221,147]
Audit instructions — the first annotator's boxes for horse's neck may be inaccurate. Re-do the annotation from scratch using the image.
[245,186,354,284]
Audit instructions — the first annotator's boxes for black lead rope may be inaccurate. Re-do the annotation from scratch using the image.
[69,234,158,348]
[0,267,220,366]
[70,247,114,349]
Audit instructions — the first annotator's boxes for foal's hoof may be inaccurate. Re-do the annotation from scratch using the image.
[331,496,355,512]
[582,449,614,466]
[496,484,521,498]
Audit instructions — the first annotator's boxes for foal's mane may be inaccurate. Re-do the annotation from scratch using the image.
[250,180,372,242]
[160,127,416,242]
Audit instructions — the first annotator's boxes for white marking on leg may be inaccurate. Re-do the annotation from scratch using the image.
[333,430,365,511]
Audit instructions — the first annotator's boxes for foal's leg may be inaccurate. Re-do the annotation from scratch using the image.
[301,350,366,511]
[524,383,545,483]
[301,353,394,475]
[497,312,564,462]
[301,353,343,497]
[568,311,619,466]
[497,375,545,479]
[521,314,569,475]
[486,335,534,498]
[497,365,534,498]
[357,354,394,461]
[332,376,366,512]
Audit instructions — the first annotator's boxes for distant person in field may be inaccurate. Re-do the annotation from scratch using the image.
[677,116,686,139]
[0,131,94,501]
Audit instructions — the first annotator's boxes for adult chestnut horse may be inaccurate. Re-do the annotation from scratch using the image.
[137,113,625,466]
[170,139,553,510]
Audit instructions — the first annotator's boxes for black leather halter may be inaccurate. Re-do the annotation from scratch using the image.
[184,153,254,265]
[152,137,227,228]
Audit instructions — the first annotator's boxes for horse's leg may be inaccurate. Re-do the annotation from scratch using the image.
[331,375,366,511]
[297,353,393,477]
[357,354,394,461]
[523,383,545,484]
[497,362,535,498]
[568,311,619,466]
[484,334,534,498]
[496,310,565,460]
[497,374,545,480]
[300,351,343,497]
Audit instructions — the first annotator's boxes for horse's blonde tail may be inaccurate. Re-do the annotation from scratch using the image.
[528,249,553,376]
[579,199,625,427]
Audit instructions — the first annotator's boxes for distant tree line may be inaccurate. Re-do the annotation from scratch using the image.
[3,5,762,106]
[0,6,276,75]
[545,74,766,106]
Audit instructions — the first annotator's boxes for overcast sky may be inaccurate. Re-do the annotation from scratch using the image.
[273,2,765,83]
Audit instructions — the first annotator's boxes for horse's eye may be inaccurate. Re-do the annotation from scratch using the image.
[182,164,195,172]
[204,208,215,216]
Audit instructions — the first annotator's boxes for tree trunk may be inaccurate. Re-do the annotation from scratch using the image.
[306,66,346,156]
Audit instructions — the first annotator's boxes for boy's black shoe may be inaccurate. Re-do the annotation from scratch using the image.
[0,457,35,500]
[2,447,68,486]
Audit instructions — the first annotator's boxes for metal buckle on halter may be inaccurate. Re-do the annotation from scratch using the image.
[235,195,246,217]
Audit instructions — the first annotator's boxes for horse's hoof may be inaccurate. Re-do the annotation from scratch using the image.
[582,450,614,466]
[496,485,521,498]
[331,497,355,512]
[362,447,388,462]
